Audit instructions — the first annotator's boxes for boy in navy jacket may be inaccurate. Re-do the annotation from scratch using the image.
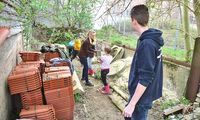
[123,5,164,120]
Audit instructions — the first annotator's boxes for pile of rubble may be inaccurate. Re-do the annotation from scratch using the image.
[183,88,200,120]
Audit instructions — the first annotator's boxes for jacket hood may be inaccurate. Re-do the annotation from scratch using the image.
[139,28,164,46]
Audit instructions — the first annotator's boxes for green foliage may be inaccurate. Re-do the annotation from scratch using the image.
[161,99,179,110]
[0,0,50,49]
[30,0,48,10]
[94,71,101,79]
[161,97,190,110]
[179,96,190,105]
[112,40,122,45]
[49,0,98,30]
[97,25,195,62]
[0,2,4,11]
[96,26,138,48]
[162,47,186,61]
[0,0,98,49]
[74,93,83,103]
[47,28,74,43]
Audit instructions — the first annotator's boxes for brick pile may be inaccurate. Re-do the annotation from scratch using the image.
[19,51,41,62]
[44,52,60,62]
[20,88,43,109]
[45,86,74,120]
[8,52,45,117]
[8,69,42,95]
[8,51,75,120]
[20,105,56,120]
[43,66,74,120]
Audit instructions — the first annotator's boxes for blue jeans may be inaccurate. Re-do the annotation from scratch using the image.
[87,57,93,69]
[124,105,149,120]
[80,57,89,83]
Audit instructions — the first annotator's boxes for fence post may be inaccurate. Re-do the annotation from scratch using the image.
[185,37,200,102]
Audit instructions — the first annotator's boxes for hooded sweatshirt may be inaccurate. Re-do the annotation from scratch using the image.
[128,28,164,108]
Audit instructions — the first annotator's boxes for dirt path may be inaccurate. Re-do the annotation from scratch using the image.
[73,60,124,120]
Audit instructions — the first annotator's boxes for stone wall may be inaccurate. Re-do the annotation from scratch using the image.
[163,61,190,97]
[0,33,23,120]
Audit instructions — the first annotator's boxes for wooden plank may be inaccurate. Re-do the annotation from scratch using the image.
[108,94,124,112]
[72,71,84,93]
[111,85,129,101]
[163,104,184,116]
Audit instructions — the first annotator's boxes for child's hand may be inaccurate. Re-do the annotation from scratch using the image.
[97,58,102,63]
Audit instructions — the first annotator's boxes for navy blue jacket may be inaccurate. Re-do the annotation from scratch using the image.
[128,28,164,108]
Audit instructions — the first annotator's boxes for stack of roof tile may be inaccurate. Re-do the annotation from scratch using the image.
[18,60,45,73]
[45,86,74,120]
[54,62,70,67]
[20,88,43,109]
[43,71,71,81]
[43,77,72,92]
[19,51,41,62]
[45,66,70,73]
[43,66,74,120]
[44,52,60,62]
[8,70,42,95]
[20,105,57,120]
[12,67,39,75]
[8,59,45,111]
[19,60,45,66]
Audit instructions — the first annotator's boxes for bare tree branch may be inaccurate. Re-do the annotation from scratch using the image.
[94,0,106,17]
[118,0,132,15]
[175,0,195,13]
[95,0,121,21]
[108,10,118,26]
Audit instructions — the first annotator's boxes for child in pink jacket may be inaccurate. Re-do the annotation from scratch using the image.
[98,47,113,94]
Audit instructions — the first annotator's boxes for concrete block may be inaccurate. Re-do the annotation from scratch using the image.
[0,33,23,120]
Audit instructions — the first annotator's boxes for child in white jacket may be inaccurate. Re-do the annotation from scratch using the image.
[98,47,113,94]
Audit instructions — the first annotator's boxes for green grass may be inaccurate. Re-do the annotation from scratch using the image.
[162,47,186,61]
[96,26,190,62]
[161,97,190,110]
[96,26,138,48]
[74,93,83,103]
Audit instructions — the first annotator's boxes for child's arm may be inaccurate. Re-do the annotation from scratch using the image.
[97,56,103,63]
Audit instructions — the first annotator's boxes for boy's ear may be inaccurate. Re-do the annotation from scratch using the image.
[132,18,138,25]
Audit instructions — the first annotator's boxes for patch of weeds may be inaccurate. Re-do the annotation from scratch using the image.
[179,96,190,105]
[112,40,122,45]
[94,71,101,79]
[74,93,84,103]
[161,99,179,110]
[161,97,190,110]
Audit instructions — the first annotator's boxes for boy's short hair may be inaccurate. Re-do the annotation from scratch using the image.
[130,4,149,26]
[104,47,111,54]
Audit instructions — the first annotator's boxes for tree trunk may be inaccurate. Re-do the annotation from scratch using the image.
[185,0,200,102]
[183,0,191,62]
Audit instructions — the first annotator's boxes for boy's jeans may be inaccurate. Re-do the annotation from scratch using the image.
[124,105,149,120]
